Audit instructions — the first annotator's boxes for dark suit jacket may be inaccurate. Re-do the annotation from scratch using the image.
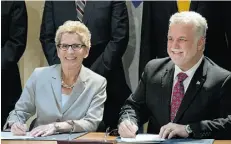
[1,1,27,129]
[120,57,231,139]
[190,1,231,71]
[40,1,131,129]
[139,1,178,77]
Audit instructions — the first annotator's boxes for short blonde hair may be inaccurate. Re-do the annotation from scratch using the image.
[55,20,91,49]
[169,11,208,38]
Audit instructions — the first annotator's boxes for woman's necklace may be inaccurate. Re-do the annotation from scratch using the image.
[61,69,80,89]
[61,78,76,89]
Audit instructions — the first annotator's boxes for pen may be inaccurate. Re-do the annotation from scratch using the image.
[126,111,133,125]
[14,110,28,133]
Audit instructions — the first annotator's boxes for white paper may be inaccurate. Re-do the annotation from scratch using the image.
[1,132,34,140]
[121,134,165,142]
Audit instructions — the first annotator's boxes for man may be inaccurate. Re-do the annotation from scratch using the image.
[118,11,231,139]
[139,1,190,78]
[40,1,131,130]
[1,1,28,129]
[140,1,231,77]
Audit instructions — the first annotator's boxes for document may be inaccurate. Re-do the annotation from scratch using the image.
[120,134,165,143]
[1,131,87,141]
[1,132,34,140]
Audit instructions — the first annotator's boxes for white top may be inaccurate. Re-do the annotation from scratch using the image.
[62,94,70,107]
[172,55,204,94]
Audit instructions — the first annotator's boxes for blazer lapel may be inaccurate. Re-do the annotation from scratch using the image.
[174,58,207,122]
[62,65,86,114]
[82,1,94,25]
[160,62,175,124]
[51,65,62,111]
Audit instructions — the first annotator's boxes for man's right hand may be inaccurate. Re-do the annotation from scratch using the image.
[11,122,27,136]
[118,119,138,138]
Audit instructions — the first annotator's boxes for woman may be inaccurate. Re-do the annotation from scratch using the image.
[3,21,107,137]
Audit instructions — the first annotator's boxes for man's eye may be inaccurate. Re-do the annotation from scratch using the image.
[179,38,187,41]
[168,37,173,41]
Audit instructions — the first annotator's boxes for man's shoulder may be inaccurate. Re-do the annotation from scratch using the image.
[205,57,231,78]
[144,57,173,72]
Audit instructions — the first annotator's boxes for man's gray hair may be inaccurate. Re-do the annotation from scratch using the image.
[169,11,208,38]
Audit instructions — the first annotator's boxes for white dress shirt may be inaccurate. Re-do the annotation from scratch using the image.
[172,55,204,94]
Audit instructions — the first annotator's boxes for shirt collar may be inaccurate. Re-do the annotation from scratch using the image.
[174,55,204,80]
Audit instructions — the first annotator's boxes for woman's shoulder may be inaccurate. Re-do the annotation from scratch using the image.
[33,64,60,76]
[82,66,106,83]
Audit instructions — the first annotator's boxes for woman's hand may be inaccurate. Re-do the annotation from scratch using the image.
[30,123,56,137]
[11,122,27,136]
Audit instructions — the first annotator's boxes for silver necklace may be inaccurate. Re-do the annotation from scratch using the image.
[61,77,76,89]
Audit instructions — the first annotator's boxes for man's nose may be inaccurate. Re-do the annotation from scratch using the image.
[171,40,180,49]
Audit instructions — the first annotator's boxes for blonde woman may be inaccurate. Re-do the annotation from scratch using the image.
[4,21,107,137]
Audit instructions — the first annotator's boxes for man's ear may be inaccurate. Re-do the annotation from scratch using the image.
[197,37,205,51]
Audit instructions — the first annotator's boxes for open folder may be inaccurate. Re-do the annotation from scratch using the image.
[1,131,87,141]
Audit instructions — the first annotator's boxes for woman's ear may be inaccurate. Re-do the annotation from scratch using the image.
[84,48,89,58]
[57,48,61,59]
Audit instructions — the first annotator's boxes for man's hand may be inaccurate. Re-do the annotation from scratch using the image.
[118,119,138,138]
[11,122,27,136]
[29,123,56,137]
[159,122,189,139]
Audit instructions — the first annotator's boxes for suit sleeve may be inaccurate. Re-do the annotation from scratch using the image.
[223,2,231,64]
[72,78,107,132]
[90,1,129,78]
[3,69,37,130]
[189,75,231,139]
[40,1,60,65]
[119,63,150,127]
[190,1,210,20]
[139,1,153,78]
[1,1,27,70]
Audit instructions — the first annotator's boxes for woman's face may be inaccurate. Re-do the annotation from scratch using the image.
[57,33,89,70]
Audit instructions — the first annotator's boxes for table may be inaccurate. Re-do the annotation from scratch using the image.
[1,132,231,144]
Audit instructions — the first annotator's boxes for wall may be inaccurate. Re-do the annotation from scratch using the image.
[19,0,47,87]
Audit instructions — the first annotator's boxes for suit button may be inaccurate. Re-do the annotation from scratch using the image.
[56,119,61,122]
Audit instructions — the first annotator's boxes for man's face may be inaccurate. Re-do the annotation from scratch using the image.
[167,23,204,71]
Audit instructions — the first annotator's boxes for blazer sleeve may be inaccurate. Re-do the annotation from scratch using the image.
[40,1,60,65]
[223,2,231,61]
[1,1,27,70]
[189,74,231,139]
[190,1,209,19]
[90,1,129,77]
[3,69,37,130]
[139,1,153,78]
[119,63,150,127]
[72,78,107,132]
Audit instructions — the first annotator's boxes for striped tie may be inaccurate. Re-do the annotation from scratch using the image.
[76,0,86,22]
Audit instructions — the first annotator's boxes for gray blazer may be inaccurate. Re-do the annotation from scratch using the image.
[4,64,107,132]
